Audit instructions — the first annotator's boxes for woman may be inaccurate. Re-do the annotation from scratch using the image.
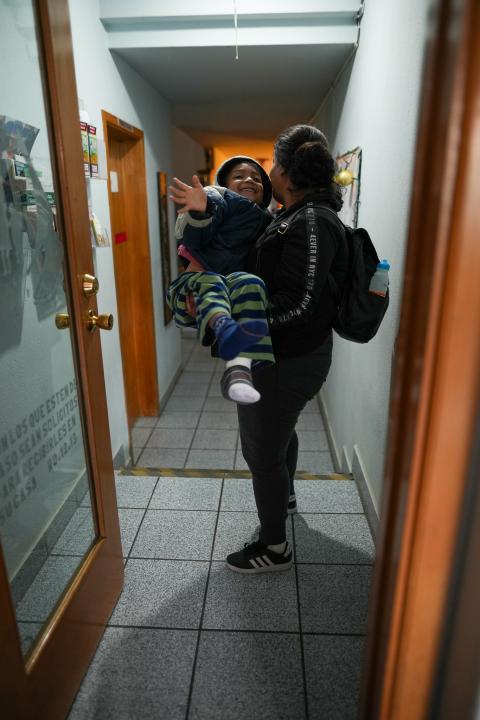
[226,124,349,573]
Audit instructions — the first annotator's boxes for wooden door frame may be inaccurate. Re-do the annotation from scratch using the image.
[1,2,123,718]
[360,0,480,717]
[102,110,159,429]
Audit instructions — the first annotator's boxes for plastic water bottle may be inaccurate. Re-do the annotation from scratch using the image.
[369,259,390,297]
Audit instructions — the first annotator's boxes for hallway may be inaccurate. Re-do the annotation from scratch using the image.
[61,336,375,719]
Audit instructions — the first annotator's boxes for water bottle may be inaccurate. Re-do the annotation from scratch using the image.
[369,259,390,297]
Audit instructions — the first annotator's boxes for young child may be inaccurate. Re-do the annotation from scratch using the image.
[167,156,274,404]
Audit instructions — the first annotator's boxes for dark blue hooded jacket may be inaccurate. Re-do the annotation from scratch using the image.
[175,186,271,276]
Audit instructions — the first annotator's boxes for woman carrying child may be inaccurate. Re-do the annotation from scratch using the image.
[226,125,349,574]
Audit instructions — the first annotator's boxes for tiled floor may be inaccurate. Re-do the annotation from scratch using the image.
[62,335,374,719]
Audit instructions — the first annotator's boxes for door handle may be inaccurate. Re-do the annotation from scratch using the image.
[82,273,99,296]
[87,309,114,332]
[55,313,70,329]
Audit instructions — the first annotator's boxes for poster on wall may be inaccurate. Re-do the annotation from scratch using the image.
[335,146,362,229]
[157,171,173,326]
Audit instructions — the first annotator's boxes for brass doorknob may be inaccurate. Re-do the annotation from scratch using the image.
[82,273,99,297]
[87,309,114,332]
[55,313,70,329]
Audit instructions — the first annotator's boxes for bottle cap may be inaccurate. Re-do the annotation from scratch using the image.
[379,259,390,270]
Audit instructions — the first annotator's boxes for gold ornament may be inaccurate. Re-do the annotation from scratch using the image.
[334,168,355,186]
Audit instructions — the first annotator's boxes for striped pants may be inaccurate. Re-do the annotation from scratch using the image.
[167,271,274,363]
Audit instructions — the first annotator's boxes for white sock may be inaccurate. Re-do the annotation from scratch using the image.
[224,357,260,404]
[267,541,287,554]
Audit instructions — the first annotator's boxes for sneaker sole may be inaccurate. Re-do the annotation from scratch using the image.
[225,559,293,574]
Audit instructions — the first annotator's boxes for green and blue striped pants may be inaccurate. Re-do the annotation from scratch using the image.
[167,271,274,363]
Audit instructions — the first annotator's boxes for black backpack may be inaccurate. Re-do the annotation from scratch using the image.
[311,205,390,343]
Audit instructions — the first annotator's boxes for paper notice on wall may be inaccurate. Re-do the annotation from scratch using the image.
[109,171,119,193]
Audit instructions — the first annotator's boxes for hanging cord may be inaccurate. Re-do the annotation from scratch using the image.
[233,0,239,60]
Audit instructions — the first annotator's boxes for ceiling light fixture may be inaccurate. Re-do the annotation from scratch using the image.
[233,0,239,60]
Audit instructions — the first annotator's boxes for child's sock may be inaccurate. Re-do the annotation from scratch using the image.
[221,358,260,404]
[211,315,268,361]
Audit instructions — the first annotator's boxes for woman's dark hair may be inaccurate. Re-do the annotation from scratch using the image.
[274,124,343,211]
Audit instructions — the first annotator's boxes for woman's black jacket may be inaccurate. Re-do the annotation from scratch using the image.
[248,193,349,358]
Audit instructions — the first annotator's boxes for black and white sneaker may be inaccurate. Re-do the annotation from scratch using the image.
[226,540,293,574]
[287,494,297,514]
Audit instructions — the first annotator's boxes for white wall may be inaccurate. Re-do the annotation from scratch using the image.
[172,127,206,185]
[68,0,183,461]
[313,0,431,511]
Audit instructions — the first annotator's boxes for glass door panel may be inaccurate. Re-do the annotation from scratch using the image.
[0,0,95,657]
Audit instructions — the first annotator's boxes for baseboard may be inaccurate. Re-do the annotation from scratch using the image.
[317,390,379,540]
[352,444,379,540]
[317,389,341,472]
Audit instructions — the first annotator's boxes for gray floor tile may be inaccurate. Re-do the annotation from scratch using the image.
[136,448,188,467]
[207,383,224,398]
[178,370,214,383]
[297,451,335,473]
[118,508,145,556]
[298,565,372,633]
[67,627,197,720]
[185,450,235,469]
[190,631,306,720]
[130,509,217,560]
[198,412,238,430]
[302,398,321,413]
[294,480,363,513]
[115,475,157,508]
[110,559,209,628]
[303,635,365,720]
[131,447,143,464]
[149,477,222,511]
[220,478,255,511]
[130,427,152,446]
[184,360,216,373]
[297,430,330,452]
[296,414,325,431]
[17,622,43,656]
[51,507,95,556]
[234,451,250,470]
[133,416,157,428]
[213,512,293,561]
[293,513,375,564]
[16,555,81,622]
[191,428,237,450]
[203,562,299,632]
[146,427,195,449]
[156,411,200,428]
[203,397,237,413]
[171,382,209,398]
[163,396,205,412]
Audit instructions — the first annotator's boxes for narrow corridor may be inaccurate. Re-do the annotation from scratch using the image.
[60,336,375,719]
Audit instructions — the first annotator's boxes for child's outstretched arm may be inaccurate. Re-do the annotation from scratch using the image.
[169,175,207,214]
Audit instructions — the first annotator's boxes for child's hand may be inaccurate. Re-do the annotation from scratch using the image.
[169,175,207,214]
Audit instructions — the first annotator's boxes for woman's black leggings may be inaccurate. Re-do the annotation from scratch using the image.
[237,333,333,545]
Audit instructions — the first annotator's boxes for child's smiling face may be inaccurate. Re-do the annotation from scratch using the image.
[225,162,264,204]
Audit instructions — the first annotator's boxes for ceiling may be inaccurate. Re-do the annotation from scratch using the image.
[113,43,353,144]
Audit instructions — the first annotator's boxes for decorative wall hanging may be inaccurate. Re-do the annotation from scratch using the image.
[334,146,362,228]
[157,171,173,326]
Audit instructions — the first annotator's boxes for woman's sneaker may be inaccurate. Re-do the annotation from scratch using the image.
[226,540,293,574]
[287,494,297,514]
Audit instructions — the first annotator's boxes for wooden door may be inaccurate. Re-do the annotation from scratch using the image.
[0,2,123,718]
[360,0,480,716]
[103,113,159,430]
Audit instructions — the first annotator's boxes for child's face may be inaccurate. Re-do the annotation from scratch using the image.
[225,163,264,204]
